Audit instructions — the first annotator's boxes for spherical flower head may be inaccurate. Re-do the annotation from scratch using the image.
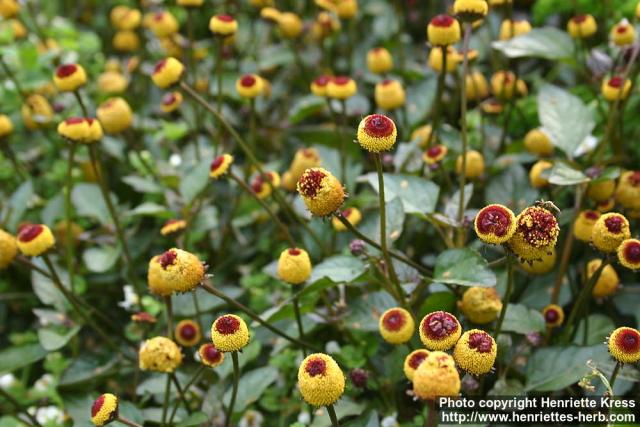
[456,150,485,179]
[429,46,460,74]
[174,319,201,347]
[357,114,397,152]
[367,47,393,74]
[178,0,204,6]
[453,0,488,22]
[278,248,312,285]
[403,349,430,381]
[334,0,358,19]
[419,311,461,350]
[458,287,502,324]
[374,80,406,111]
[332,207,362,232]
[290,148,321,180]
[587,259,620,298]
[349,368,368,388]
[151,57,184,89]
[542,304,564,328]
[602,76,632,102]
[499,19,532,40]
[524,128,554,157]
[474,204,516,245]
[428,15,461,46]
[567,14,597,39]
[378,307,415,345]
[297,353,345,407]
[411,125,432,148]
[616,171,640,210]
[608,327,640,364]
[0,0,19,19]
[211,314,250,352]
[236,74,264,99]
[277,12,303,38]
[453,329,497,375]
[139,336,183,372]
[198,343,225,367]
[618,239,640,270]
[161,91,183,113]
[113,29,141,52]
[423,144,448,165]
[16,224,55,257]
[0,114,14,138]
[610,19,635,46]
[310,75,331,97]
[147,248,205,296]
[0,229,17,269]
[90,393,118,426]
[97,97,133,134]
[592,212,630,253]
[597,198,616,213]
[160,219,187,236]
[519,248,556,275]
[53,63,87,92]
[508,206,559,262]
[58,117,90,142]
[22,94,53,130]
[412,351,461,400]
[209,14,238,37]
[110,6,141,30]
[587,179,615,202]
[491,70,517,100]
[209,154,234,179]
[466,70,489,101]
[481,98,503,115]
[148,11,179,37]
[84,118,103,143]
[297,167,345,216]
[573,210,600,243]
[326,76,357,100]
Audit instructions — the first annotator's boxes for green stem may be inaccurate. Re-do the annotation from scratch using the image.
[216,38,224,114]
[493,255,514,339]
[456,23,472,247]
[170,373,192,414]
[0,387,43,427]
[0,55,27,101]
[609,362,621,390]
[117,416,143,427]
[225,352,240,427]
[165,295,173,340]
[64,142,77,293]
[327,404,340,427]
[160,373,171,427]
[339,99,348,184]
[73,91,89,116]
[169,365,205,424]
[425,46,447,148]
[292,295,307,357]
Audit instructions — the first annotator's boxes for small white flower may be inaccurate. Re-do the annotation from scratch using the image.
[0,373,17,389]
[169,153,182,167]
[117,285,140,311]
[34,374,54,392]
[297,411,311,425]
[238,410,264,427]
[381,414,399,427]
[32,405,65,424]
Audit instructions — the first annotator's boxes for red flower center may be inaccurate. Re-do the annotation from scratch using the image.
[468,332,493,353]
[298,169,326,198]
[302,148,316,158]
[604,215,624,234]
[584,210,600,220]
[215,315,240,334]
[210,155,225,172]
[162,93,177,105]
[217,14,234,22]
[179,323,198,340]
[305,357,327,377]
[382,309,406,331]
[623,241,640,264]
[154,59,167,74]
[423,312,458,339]
[203,344,222,363]
[251,177,265,193]
[153,11,164,21]
[56,64,77,78]
[91,395,105,417]
[616,25,628,34]
[18,224,44,242]
[65,117,85,125]
[314,76,330,87]
[240,75,257,87]
[544,309,559,323]
[332,76,350,86]
[158,250,177,269]
[164,219,181,227]
[342,208,353,217]
[476,205,512,237]
[608,76,624,88]
[373,47,384,53]
[518,207,558,247]
[288,248,301,256]
[628,171,640,186]
[616,329,640,353]
[427,145,443,158]
[501,72,513,84]
[573,15,588,24]
[381,79,393,86]
[408,351,429,369]
[363,114,394,138]
[430,14,454,27]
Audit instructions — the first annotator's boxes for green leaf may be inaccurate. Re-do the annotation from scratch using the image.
[434,248,497,287]
[346,291,396,331]
[309,399,366,427]
[161,120,190,141]
[127,202,173,218]
[289,95,326,124]
[0,343,48,374]
[176,412,209,427]
[122,175,164,194]
[359,197,405,245]
[591,167,620,184]
[72,183,112,225]
[258,43,294,69]
[502,304,545,334]
[492,27,573,60]
[82,246,120,273]
[309,255,367,283]
[538,85,595,158]
[486,164,538,211]
[418,291,456,318]
[548,162,589,186]
[6,180,33,230]
[406,76,437,127]
[573,314,615,346]
[38,326,81,351]
[180,159,210,204]
[222,366,279,412]
[489,378,526,396]
[362,173,439,214]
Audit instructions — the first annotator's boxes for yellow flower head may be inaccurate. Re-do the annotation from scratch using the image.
[139,336,183,373]
[499,19,532,40]
[131,312,157,324]
[588,259,619,298]
[357,114,397,152]
[466,70,489,101]
[529,160,553,188]
[378,307,415,345]
[289,148,321,181]
[611,19,635,46]
[567,14,597,38]
[326,76,357,99]
[374,80,405,110]
[367,47,393,74]
[524,128,554,157]
[148,11,179,37]
[236,73,264,99]
[175,319,202,347]
[209,14,238,37]
[160,219,187,236]
[97,97,133,134]
[508,206,559,262]
[587,179,615,203]
[429,46,460,73]
[403,349,430,381]
[423,144,448,165]
[211,314,250,352]
[618,239,640,270]
[411,125,432,148]
[597,198,616,213]
[22,94,54,130]
[427,14,461,46]
[591,212,630,253]
[542,304,564,328]
[210,154,234,179]
[456,150,485,179]
[147,248,205,296]
[601,75,632,102]
[16,224,55,257]
[474,204,517,245]
[198,343,225,367]
[616,171,640,210]
[161,91,183,113]
[453,329,497,375]
[152,57,185,89]
[178,0,204,6]
[519,248,556,275]
[332,207,362,231]
[297,353,345,407]
[53,63,87,92]
[573,210,600,242]
[110,6,141,30]
[311,12,341,40]
[0,114,14,138]
[277,12,304,38]
[58,117,89,142]
[251,171,280,199]
[261,7,281,21]
[607,327,640,364]
[412,351,461,400]
[0,0,19,18]
[453,0,488,21]
[159,36,183,57]
[310,75,331,97]
[458,287,502,324]
[335,0,358,19]
[481,98,503,115]
[491,70,517,99]
[0,229,17,269]
[90,393,118,426]
[297,167,345,216]
[98,71,128,94]
[113,31,140,52]
[419,311,462,350]
[278,247,312,285]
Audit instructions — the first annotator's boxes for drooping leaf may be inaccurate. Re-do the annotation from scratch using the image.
[434,248,497,287]
[0,344,48,374]
[362,173,439,214]
[82,246,120,273]
[308,255,367,284]
[38,326,81,351]
[180,159,210,204]
[492,27,573,60]
[502,304,546,334]
[72,183,112,225]
[548,162,589,186]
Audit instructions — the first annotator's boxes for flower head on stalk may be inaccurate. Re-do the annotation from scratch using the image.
[53,63,87,92]
[0,229,17,269]
[474,204,516,244]
[524,128,554,157]
[607,327,640,364]
[419,311,461,350]
[151,57,185,89]
[588,259,620,298]
[147,248,205,296]
[332,207,362,231]
[310,75,332,97]
[567,14,597,38]
[356,114,397,152]
[378,307,415,345]
[161,91,183,113]
[508,206,559,262]
[97,97,133,134]
[297,353,345,406]
[277,248,312,285]
[326,76,357,99]
[617,239,640,270]
[175,319,202,347]
[412,351,460,400]
[610,19,635,46]
[542,304,564,328]
[573,210,600,242]
[366,47,393,74]
[139,336,183,372]
[499,19,531,40]
[427,15,461,46]
[616,171,640,210]
[374,80,405,110]
[211,314,250,352]
[422,144,448,165]
[591,212,630,253]
[453,329,497,375]
[453,0,488,22]
[601,76,632,102]
[297,167,345,216]
[458,287,502,324]
[90,393,118,426]
[16,224,55,257]
[236,73,264,99]
[403,349,430,381]
[198,343,225,367]
[160,219,187,236]
[210,154,234,179]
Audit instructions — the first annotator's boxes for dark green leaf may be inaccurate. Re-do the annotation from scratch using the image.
[434,248,496,287]
[0,344,47,374]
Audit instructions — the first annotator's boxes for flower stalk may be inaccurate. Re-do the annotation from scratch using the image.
[225,351,240,427]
